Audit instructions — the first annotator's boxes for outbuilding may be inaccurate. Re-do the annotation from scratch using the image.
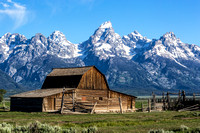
[10,66,136,113]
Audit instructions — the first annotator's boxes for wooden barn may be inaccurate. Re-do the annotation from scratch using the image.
[10,66,136,113]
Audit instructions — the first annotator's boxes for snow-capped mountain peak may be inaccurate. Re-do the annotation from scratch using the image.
[47,31,81,59]
[162,32,176,39]
[48,30,71,44]
[1,21,200,94]
[80,21,133,60]
[99,21,112,29]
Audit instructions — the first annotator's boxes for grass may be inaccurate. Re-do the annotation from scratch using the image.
[0,101,200,132]
[0,111,199,132]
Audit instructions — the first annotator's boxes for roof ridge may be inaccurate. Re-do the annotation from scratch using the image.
[52,65,94,69]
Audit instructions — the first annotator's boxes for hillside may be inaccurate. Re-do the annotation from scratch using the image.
[0,69,25,96]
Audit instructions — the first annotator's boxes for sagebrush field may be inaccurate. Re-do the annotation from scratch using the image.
[0,100,200,133]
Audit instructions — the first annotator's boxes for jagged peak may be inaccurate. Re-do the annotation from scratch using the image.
[129,30,143,37]
[2,32,11,37]
[48,30,68,42]
[99,21,112,29]
[162,32,176,39]
[34,33,45,37]
[51,30,64,36]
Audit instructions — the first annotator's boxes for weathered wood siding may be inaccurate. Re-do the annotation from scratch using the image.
[43,93,63,112]
[108,90,136,112]
[77,67,108,90]
[10,97,43,112]
[72,89,136,113]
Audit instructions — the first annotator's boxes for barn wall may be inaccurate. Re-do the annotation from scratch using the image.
[73,89,135,113]
[108,90,136,112]
[10,97,43,112]
[42,90,75,112]
[77,67,108,90]
[43,93,63,112]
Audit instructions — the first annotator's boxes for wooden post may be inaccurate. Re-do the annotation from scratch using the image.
[193,93,195,102]
[178,90,181,100]
[152,92,156,110]
[162,92,166,110]
[182,90,186,103]
[91,102,97,114]
[72,90,75,112]
[141,102,144,112]
[60,87,65,114]
[167,92,170,110]
[148,99,151,112]
[119,97,123,114]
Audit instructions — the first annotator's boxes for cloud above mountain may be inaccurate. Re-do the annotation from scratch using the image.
[0,0,28,29]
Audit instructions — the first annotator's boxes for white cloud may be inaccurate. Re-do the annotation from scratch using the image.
[0,0,28,29]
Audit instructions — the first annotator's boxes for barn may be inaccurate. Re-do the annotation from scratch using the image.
[10,66,136,113]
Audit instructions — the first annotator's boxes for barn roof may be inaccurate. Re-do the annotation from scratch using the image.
[47,66,93,77]
[10,88,75,98]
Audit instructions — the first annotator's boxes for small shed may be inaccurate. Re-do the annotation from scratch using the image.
[10,66,136,113]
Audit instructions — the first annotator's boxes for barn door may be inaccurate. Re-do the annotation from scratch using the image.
[47,97,55,110]
[127,98,132,109]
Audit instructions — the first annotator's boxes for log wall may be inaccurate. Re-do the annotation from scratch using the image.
[77,67,108,90]
[73,89,136,113]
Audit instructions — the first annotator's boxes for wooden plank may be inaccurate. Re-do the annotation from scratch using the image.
[91,102,97,114]
[60,88,65,114]
[119,97,123,114]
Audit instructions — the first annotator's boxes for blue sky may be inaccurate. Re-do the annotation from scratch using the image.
[0,0,200,45]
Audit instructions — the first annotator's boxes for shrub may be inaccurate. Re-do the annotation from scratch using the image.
[0,122,98,133]
[0,122,13,133]
[28,121,61,133]
[62,127,77,133]
[180,125,189,132]
[88,126,98,133]
[148,129,165,133]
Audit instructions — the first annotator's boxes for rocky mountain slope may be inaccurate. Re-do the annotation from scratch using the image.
[0,69,25,96]
[0,21,200,95]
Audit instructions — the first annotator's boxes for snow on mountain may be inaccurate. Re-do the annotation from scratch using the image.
[80,21,132,60]
[47,31,81,58]
[0,33,27,63]
[0,32,84,88]
[1,21,200,94]
[122,30,151,57]
[143,32,200,65]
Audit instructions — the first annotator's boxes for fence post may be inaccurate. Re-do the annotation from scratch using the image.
[178,90,181,101]
[152,92,156,110]
[60,87,65,114]
[162,92,166,110]
[167,92,170,110]
[141,102,144,112]
[148,99,151,112]
[182,90,186,103]
[193,93,195,102]
[119,97,123,114]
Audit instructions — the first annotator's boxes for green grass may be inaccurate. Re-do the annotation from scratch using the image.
[0,111,199,133]
[0,101,200,132]
[135,99,148,109]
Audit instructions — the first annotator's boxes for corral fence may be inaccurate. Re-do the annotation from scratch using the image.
[151,91,200,112]
[138,91,200,112]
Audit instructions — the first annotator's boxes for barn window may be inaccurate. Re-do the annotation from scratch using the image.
[99,97,103,100]
[82,97,86,101]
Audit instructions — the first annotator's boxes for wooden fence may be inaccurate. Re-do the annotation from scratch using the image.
[150,91,200,111]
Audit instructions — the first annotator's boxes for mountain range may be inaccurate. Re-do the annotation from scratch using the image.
[1,21,200,95]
